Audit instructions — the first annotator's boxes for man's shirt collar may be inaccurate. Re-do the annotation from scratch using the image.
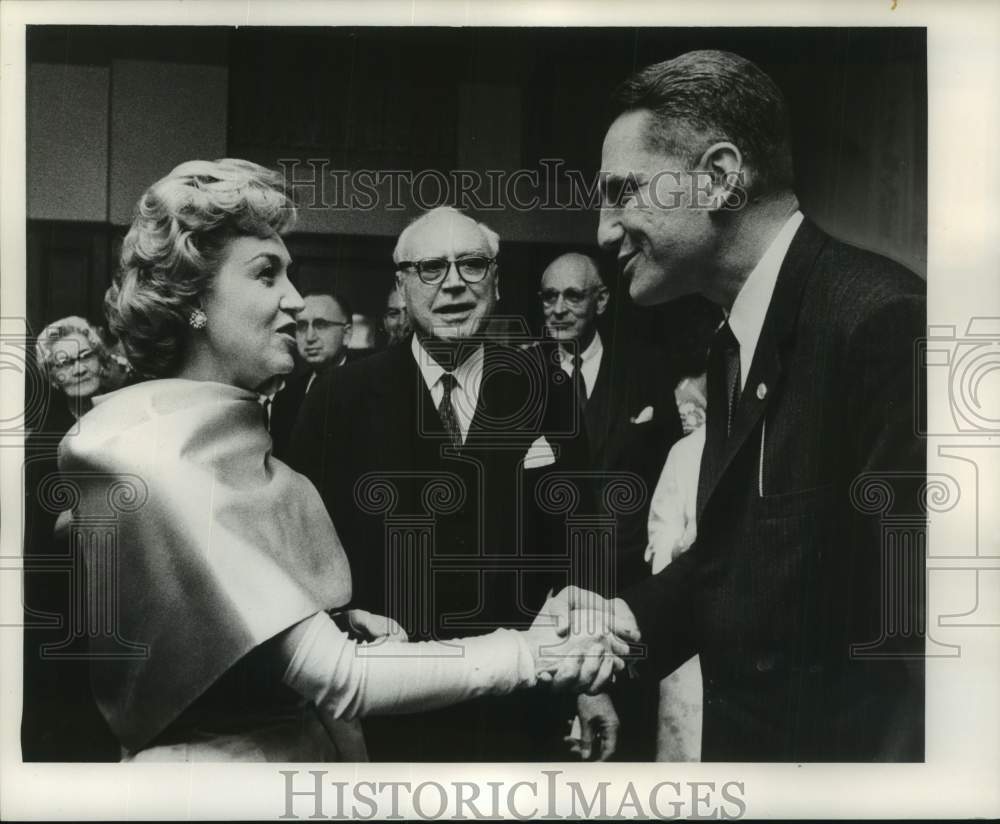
[556,330,603,398]
[728,210,804,388]
[560,330,603,365]
[412,335,485,392]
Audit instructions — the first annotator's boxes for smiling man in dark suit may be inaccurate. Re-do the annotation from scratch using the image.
[289,207,589,761]
[560,49,926,762]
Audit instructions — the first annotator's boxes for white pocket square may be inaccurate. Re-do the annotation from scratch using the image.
[630,405,655,424]
[523,435,556,469]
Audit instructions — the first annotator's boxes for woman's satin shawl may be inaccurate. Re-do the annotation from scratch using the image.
[57,379,352,752]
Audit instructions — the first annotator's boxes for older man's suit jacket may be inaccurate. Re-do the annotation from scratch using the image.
[623,219,926,762]
[288,338,588,761]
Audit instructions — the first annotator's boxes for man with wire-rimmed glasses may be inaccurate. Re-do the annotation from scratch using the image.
[270,288,355,459]
[289,206,590,761]
[538,252,684,760]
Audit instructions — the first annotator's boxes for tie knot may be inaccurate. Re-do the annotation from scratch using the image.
[716,321,739,353]
[571,353,583,371]
[440,372,457,393]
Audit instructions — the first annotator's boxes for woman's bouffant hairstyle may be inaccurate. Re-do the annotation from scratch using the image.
[106,158,297,378]
[35,315,108,387]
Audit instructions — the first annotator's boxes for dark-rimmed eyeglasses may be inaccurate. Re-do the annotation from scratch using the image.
[397,256,496,285]
[538,287,601,308]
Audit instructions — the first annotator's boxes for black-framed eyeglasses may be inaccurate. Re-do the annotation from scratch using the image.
[295,319,348,334]
[397,255,497,285]
[538,287,601,308]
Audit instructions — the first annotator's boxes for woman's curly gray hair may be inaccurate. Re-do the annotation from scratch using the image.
[106,158,297,378]
[35,315,108,387]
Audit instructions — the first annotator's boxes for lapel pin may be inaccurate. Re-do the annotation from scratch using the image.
[756,382,768,400]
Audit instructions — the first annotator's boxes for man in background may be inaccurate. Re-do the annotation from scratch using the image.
[270,288,353,459]
[540,252,682,760]
[540,252,682,590]
[381,282,411,345]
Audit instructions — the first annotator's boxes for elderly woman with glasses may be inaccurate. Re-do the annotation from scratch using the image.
[35,316,110,418]
[56,158,631,762]
[22,316,122,761]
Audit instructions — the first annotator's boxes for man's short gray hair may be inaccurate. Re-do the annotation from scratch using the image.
[392,206,500,265]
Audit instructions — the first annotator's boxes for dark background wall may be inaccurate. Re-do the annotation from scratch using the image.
[26,26,926,360]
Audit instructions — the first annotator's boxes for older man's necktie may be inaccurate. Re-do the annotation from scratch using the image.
[437,372,463,447]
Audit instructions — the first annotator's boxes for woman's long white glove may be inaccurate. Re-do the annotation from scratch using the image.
[279,597,631,721]
[279,612,536,720]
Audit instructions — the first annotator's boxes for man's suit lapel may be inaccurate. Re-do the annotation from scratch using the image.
[371,342,428,468]
[467,343,534,448]
[697,219,827,520]
[583,345,616,462]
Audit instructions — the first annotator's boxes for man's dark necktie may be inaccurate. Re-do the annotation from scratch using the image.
[437,372,463,447]
[697,321,741,514]
[721,323,742,437]
[571,353,588,411]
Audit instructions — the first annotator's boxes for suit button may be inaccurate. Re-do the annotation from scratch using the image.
[755,654,776,673]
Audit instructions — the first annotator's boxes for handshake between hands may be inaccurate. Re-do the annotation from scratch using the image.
[344,588,640,698]
[521,586,641,694]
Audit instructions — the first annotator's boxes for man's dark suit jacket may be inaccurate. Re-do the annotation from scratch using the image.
[573,336,684,761]
[270,350,368,461]
[623,219,926,762]
[269,373,309,461]
[288,338,588,761]
[578,336,683,592]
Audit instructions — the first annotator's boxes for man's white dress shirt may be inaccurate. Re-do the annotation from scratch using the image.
[411,336,485,444]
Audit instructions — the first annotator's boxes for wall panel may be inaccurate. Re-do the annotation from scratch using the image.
[108,59,228,225]
[27,63,109,222]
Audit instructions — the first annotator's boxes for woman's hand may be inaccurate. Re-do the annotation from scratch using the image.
[345,609,409,642]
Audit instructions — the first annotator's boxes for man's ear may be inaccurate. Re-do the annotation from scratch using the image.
[595,286,610,316]
[494,269,501,302]
[343,323,353,347]
[697,141,745,211]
